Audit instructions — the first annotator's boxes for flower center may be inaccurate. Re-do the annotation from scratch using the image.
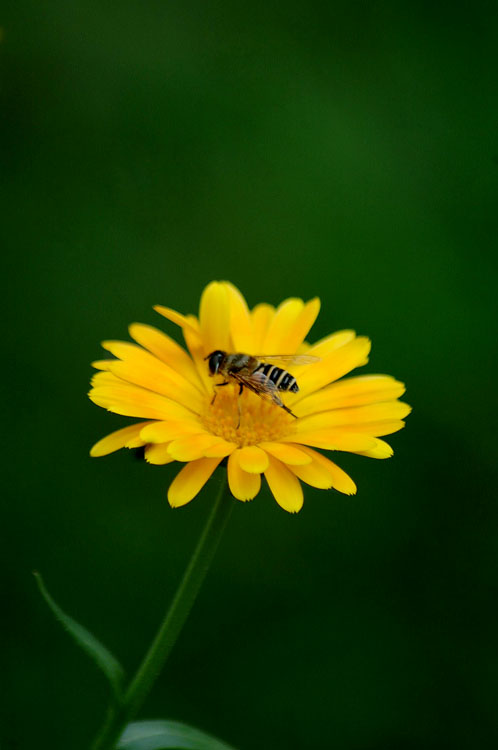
[201,385,294,447]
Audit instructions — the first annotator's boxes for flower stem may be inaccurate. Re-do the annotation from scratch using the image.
[91,473,232,750]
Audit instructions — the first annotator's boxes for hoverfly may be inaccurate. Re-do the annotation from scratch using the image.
[205,350,319,420]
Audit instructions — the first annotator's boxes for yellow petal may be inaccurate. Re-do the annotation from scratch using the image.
[261,298,304,353]
[90,422,153,457]
[295,337,371,398]
[91,360,112,370]
[167,457,223,508]
[224,282,255,352]
[145,443,175,465]
[295,401,412,431]
[204,440,237,458]
[264,455,303,513]
[129,323,204,392]
[355,438,394,459]
[154,305,199,336]
[275,297,320,353]
[251,303,275,351]
[140,420,204,444]
[340,420,407,437]
[167,433,227,462]
[306,330,356,357]
[284,430,376,452]
[100,340,150,360]
[101,339,204,410]
[199,281,230,354]
[108,360,204,412]
[289,446,357,494]
[236,445,269,473]
[295,374,406,414]
[258,442,312,466]
[227,451,261,501]
[182,317,213,393]
[126,432,149,448]
[297,341,311,353]
[89,384,197,421]
[91,371,122,387]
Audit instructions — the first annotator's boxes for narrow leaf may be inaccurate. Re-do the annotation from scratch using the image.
[117,720,239,750]
[34,572,125,699]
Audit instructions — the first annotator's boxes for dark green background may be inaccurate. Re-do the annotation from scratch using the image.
[2,2,498,748]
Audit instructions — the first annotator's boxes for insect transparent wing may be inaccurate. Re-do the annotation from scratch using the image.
[253,354,320,365]
[230,367,296,418]
[231,369,281,402]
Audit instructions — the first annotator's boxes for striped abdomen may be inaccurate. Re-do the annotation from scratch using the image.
[253,363,299,392]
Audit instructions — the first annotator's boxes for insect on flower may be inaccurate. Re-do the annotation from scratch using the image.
[89,281,411,512]
[205,350,320,421]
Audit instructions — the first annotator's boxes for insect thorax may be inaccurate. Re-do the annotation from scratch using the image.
[226,353,253,372]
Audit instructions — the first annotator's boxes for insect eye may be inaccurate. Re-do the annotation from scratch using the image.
[207,350,224,375]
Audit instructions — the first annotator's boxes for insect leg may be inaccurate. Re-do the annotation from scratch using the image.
[270,389,298,419]
[211,380,230,405]
[281,403,298,419]
[235,385,244,428]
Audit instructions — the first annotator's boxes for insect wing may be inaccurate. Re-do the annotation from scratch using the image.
[253,354,320,365]
[231,369,279,401]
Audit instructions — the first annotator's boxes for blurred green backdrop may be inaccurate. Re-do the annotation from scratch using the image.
[2,2,498,748]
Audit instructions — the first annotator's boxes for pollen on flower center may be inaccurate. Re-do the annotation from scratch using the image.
[201,385,294,447]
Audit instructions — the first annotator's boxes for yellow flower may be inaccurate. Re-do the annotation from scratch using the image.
[89,281,410,513]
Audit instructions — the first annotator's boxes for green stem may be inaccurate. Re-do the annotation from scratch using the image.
[91,473,232,750]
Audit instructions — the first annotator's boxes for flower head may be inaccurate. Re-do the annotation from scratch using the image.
[89,282,410,512]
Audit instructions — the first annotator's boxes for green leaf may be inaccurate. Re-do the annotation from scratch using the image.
[34,571,125,700]
[117,720,239,750]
